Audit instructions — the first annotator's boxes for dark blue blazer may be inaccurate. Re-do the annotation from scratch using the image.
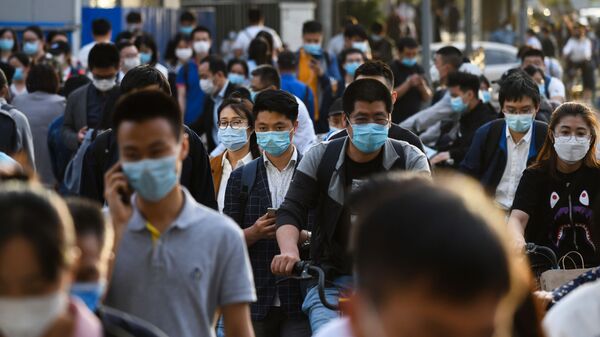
[223,156,305,321]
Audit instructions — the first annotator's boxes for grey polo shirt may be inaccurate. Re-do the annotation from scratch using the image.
[105,188,256,337]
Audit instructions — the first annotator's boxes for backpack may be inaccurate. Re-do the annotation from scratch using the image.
[0,104,18,155]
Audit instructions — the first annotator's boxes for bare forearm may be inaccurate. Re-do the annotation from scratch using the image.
[223,303,254,337]
[418,83,432,100]
[243,227,259,246]
[277,225,300,255]
[394,81,412,98]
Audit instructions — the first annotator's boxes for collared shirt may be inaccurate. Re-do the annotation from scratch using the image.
[264,146,298,208]
[495,125,533,209]
[217,151,253,213]
[212,80,229,144]
[105,187,256,337]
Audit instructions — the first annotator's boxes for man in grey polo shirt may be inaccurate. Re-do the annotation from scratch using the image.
[104,89,256,337]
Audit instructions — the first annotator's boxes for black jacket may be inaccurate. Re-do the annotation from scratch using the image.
[78,125,217,209]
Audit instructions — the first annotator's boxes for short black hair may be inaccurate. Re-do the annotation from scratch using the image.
[370,21,384,35]
[343,78,392,115]
[26,64,59,94]
[302,20,322,35]
[520,48,545,62]
[126,11,142,24]
[396,37,419,53]
[523,64,545,78]
[344,24,368,40]
[479,74,491,88]
[113,90,183,141]
[88,43,120,70]
[351,173,510,305]
[115,31,133,44]
[526,28,536,35]
[498,69,540,109]
[256,31,274,51]
[253,89,298,123]
[0,185,75,283]
[248,8,263,24]
[116,40,135,52]
[251,65,281,89]
[65,197,105,242]
[192,25,211,39]
[92,18,111,36]
[340,48,365,64]
[277,51,298,71]
[9,52,30,69]
[24,25,44,40]
[134,33,158,65]
[179,11,196,24]
[63,75,91,98]
[248,37,271,65]
[200,55,227,77]
[354,60,395,90]
[446,71,480,96]
[46,30,68,44]
[435,46,463,69]
[120,64,171,95]
[227,58,249,77]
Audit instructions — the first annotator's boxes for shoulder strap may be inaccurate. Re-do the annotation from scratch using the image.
[482,121,504,171]
[316,138,345,194]
[388,140,407,170]
[91,130,113,171]
[238,159,259,224]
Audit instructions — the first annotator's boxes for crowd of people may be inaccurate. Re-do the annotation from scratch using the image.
[2,5,600,337]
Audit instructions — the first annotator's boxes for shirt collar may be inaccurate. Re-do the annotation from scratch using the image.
[128,187,199,232]
[221,151,253,169]
[505,123,533,144]
[263,146,298,170]
[215,80,229,99]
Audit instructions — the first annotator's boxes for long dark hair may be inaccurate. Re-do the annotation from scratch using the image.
[217,94,260,158]
[0,28,19,53]
[532,102,600,178]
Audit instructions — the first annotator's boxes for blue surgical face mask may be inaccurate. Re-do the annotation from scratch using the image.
[401,57,417,67]
[344,62,361,77]
[228,73,246,85]
[352,41,369,53]
[538,83,546,96]
[303,43,322,56]
[122,155,179,202]
[12,67,24,81]
[180,26,194,35]
[450,96,468,113]
[0,39,14,51]
[70,282,105,312]
[23,41,39,55]
[256,130,292,157]
[504,113,534,133]
[350,122,389,153]
[249,90,258,102]
[140,52,152,64]
[219,127,249,151]
[479,90,491,103]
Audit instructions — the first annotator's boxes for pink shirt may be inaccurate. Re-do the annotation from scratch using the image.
[70,298,103,337]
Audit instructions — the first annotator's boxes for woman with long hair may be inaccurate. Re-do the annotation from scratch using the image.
[509,102,600,272]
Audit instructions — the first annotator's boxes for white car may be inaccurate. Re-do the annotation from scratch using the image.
[430,41,519,82]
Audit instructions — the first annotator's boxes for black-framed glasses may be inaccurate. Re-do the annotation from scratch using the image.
[218,120,249,130]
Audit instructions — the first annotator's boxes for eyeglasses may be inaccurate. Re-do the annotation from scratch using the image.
[218,120,249,130]
[553,134,591,143]
[503,109,534,115]
[347,115,390,126]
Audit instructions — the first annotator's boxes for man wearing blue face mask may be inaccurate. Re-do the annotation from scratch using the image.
[430,72,496,167]
[461,70,547,211]
[104,90,256,337]
[390,37,432,123]
[224,89,312,336]
[271,79,430,334]
[66,197,168,337]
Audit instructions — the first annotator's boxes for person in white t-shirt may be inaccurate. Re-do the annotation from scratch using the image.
[520,48,565,104]
[544,279,600,337]
[232,8,282,58]
[315,174,515,337]
[526,29,543,50]
[78,19,112,70]
[562,23,595,100]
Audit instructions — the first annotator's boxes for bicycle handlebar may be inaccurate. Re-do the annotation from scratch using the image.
[526,243,560,269]
[293,261,339,311]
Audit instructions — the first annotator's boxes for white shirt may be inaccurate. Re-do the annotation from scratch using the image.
[327,33,345,57]
[543,279,600,337]
[562,37,593,62]
[232,25,283,55]
[314,318,354,337]
[77,41,96,69]
[294,95,317,154]
[526,36,543,50]
[547,77,566,101]
[154,63,169,79]
[264,147,298,208]
[495,124,532,210]
[217,151,253,213]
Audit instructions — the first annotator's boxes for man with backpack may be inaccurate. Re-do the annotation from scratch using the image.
[0,69,35,168]
[223,89,311,336]
[271,79,430,334]
[460,69,547,211]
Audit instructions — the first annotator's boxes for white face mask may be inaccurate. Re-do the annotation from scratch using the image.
[200,78,215,95]
[429,65,440,83]
[554,136,591,164]
[0,292,68,337]
[193,41,211,54]
[175,48,193,62]
[93,77,116,92]
[122,56,141,72]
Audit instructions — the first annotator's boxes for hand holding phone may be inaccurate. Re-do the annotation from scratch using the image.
[267,208,278,218]
[104,162,134,230]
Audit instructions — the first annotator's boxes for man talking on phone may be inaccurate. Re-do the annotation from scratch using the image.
[297,20,342,133]
[104,90,256,337]
[223,89,312,336]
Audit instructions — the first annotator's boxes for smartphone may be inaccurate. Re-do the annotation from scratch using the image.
[267,208,278,218]
[116,164,132,205]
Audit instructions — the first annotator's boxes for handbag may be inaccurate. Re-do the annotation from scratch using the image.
[540,251,592,291]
